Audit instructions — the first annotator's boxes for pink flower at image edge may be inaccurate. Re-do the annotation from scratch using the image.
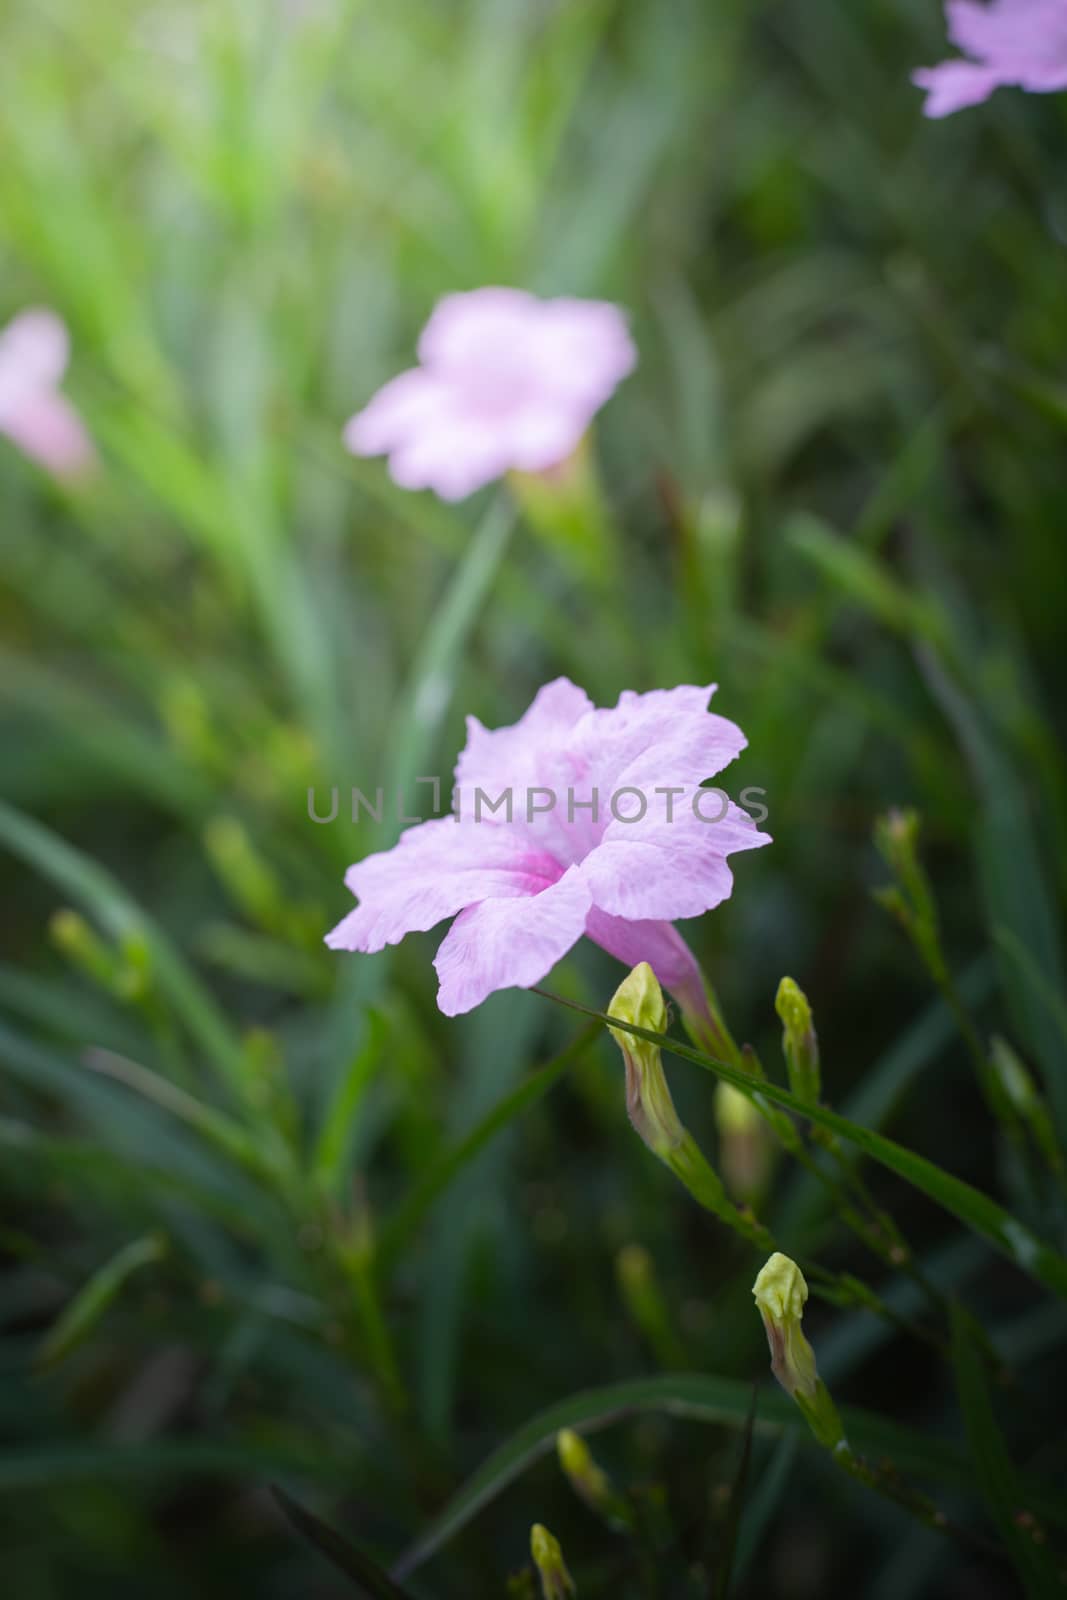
[914,0,1067,117]
[326,678,770,1019]
[0,309,94,479]
[343,288,636,501]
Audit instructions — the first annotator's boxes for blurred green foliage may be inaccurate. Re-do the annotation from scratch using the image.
[2,0,1067,1595]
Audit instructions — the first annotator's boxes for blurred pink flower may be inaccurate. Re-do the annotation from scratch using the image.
[914,0,1067,116]
[0,310,94,479]
[343,288,636,501]
[327,678,769,1016]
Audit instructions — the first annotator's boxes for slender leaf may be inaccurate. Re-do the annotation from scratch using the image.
[951,1305,1063,1599]
[0,799,243,1088]
[272,1487,416,1600]
[37,1233,168,1370]
[712,1384,758,1600]
[394,1371,1067,1580]
[376,1023,597,1271]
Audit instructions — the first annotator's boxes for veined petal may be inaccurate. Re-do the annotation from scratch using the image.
[583,800,769,921]
[434,866,592,1015]
[326,819,560,953]
[584,909,705,997]
[455,677,595,798]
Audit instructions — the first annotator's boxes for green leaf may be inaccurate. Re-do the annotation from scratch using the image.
[788,515,950,646]
[271,1486,416,1599]
[950,1305,1063,1599]
[394,1372,1065,1581]
[731,1435,800,1590]
[535,990,1067,1301]
[375,1024,597,1272]
[0,799,243,1090]
[712,1384,758,1600]
[313,1009,389,1199]
[384,495,515,820]
[36,1233,168,1371]
[915,651,1067,1147]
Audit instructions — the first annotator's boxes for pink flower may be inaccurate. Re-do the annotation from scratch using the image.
[913,0,1067,116]
[343,288,636,501]
[326,678,770,1018]
[0,310,94,479]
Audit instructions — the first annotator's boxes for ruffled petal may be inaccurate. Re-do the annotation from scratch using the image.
[433,866,592,1014]
[581,800,769,922]
[455,677,595,799]
[326,818,561,953]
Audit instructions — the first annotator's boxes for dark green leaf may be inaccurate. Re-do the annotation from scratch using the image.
[271,1486,416,1599]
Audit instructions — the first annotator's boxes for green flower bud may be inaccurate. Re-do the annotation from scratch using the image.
[990,1035,1038,1117]
[989,1036,1064,1175]
[530,1523,575,1599]
[714,1082,773,1201]
[752,1253,844,1449]
[752,1253,818,1401]
[608,964,683,1157]
[557,1429,610,1506]
[775,978,820,1105]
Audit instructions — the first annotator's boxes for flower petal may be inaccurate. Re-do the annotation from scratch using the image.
[433,866,592,1015]
[455,677,595,799]
[574,685,747,796]
[343,368,447,457]
[912,61,1003,115]
[0,391,94,478]
[0,310,69,414]
[326,818,561,953]
[582,800,769,921]
[584,909,704,996]
[417,287,543,372]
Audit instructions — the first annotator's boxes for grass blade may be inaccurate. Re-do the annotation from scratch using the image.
[393,1371,1065,1581]
[375,1023,597,1272]
[712,1384,759,1600]
[36,1233,168,1371]
[950,1305,1063,1598]
[271,1486,416,1599]
[0,799,243,1089]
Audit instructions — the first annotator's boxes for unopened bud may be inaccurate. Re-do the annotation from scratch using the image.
[530,1523,575,1599]
[50,909,149,1002]
[775,978,820,1105]
[990,1035,1037,1117]
[204,816,284,932]
[752,1253,843,1448]
[714,1082,773,1201]
[557,1429,614,1514]
[608,964,683,1156]
[989,1036,1064,1175]
[50,909,115,987]
[753,1253,817,1401]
